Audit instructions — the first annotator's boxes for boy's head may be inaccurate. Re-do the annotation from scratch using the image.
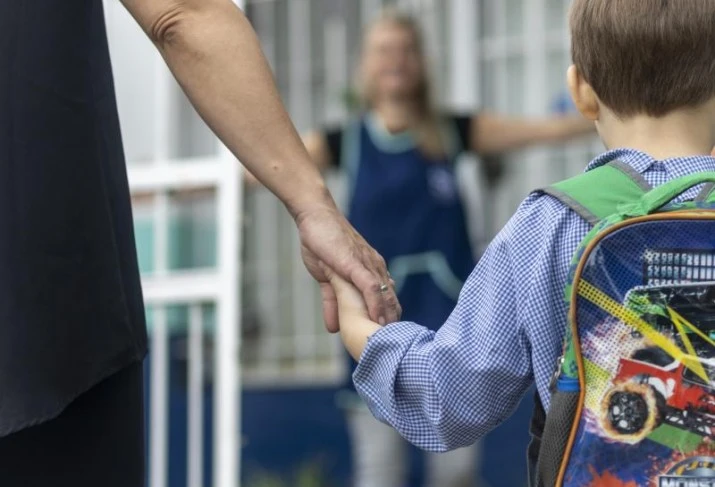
[567,0,715,132]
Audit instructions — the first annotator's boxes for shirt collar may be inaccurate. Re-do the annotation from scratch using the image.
[586,148,715,178]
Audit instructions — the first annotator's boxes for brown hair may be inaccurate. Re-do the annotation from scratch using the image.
[359,10,447,159]
[570,0,715,118]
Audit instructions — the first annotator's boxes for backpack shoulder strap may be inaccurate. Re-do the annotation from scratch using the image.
[530,162,652,486]
[539,160,652,226]
[696,182,715,203]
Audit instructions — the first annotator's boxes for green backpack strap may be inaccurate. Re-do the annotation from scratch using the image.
[539,160,652,226]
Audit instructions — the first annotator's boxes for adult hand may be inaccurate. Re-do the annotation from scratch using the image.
[295,204,401,333]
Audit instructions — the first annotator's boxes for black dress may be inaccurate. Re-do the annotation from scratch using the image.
[0,0,147,484]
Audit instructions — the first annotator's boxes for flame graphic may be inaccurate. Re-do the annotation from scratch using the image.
[598,382,660,444]
[651,443,715,479]
[587,466,639,487]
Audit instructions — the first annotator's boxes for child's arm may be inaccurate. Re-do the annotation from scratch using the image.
[329,273,382,361]
[328,193,580,454]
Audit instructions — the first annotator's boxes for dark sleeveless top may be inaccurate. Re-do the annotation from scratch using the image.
[0,0,147,436]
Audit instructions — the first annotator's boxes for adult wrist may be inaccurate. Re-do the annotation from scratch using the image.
[285,179,338,223]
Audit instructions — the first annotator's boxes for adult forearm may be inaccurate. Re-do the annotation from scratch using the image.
[546,115,595,142]
[150,3,332,217]
[476,113,594,155]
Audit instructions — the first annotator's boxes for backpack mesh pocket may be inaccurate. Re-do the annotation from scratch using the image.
[535,390,579,487]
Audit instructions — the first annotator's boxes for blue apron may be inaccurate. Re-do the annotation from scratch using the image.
[340,113,476,393]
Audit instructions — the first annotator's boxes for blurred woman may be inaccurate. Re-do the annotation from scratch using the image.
[252,10,594,487]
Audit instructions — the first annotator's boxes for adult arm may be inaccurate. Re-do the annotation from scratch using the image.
[245,131,333,186]
[471,112,595,156]
[120,0,400,329]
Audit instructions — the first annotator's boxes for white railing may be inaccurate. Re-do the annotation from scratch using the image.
[128,153,241,487]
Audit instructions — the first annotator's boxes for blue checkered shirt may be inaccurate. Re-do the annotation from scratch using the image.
[353,148,715,452]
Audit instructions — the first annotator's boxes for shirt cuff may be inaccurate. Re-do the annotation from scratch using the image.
[352,320,429,421]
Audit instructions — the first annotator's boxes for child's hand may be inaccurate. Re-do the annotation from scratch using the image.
[320,262,385,360]
[328,270,369,317]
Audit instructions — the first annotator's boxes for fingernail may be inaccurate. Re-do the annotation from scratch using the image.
[379,316,386,326]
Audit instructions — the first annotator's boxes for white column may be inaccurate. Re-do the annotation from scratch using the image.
[448,0,479,110]
[522,0,552,190]
[214,142,242,487]
[149,307,169,487]
[486,0,515,230]
[288,0,313,131]
[246,0,282,382]
[287,0,317,367]
[254,190,282,379]
[213,3,243,486]
[148,50,173,487]
[324,17,349,124]
[187,304,205,487]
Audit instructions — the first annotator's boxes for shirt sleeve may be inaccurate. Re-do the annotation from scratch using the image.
[446,113,505,186]
[353,192,585,452]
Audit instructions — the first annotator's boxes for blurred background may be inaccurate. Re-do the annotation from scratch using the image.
[103,0,602,485]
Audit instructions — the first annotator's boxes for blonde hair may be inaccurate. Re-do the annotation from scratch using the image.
[358,9,447,160]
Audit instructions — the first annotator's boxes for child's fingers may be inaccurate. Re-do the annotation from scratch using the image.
[319,261,352,288]
[333,277,369,312]
[331,274,355,297]
[319,262,370,315]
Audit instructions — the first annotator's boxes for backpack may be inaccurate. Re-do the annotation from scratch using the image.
[530,162,715,487]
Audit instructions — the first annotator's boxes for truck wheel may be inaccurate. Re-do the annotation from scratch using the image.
[601,382,658,444]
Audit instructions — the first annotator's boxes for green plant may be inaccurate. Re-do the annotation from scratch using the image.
[341,87,361,113]
[245,460,330,487]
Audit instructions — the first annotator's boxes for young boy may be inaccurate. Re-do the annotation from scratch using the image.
[325,0,715,466]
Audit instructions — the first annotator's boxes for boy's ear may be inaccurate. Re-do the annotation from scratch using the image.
[567,65,599,121]
[711,146,715,157]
